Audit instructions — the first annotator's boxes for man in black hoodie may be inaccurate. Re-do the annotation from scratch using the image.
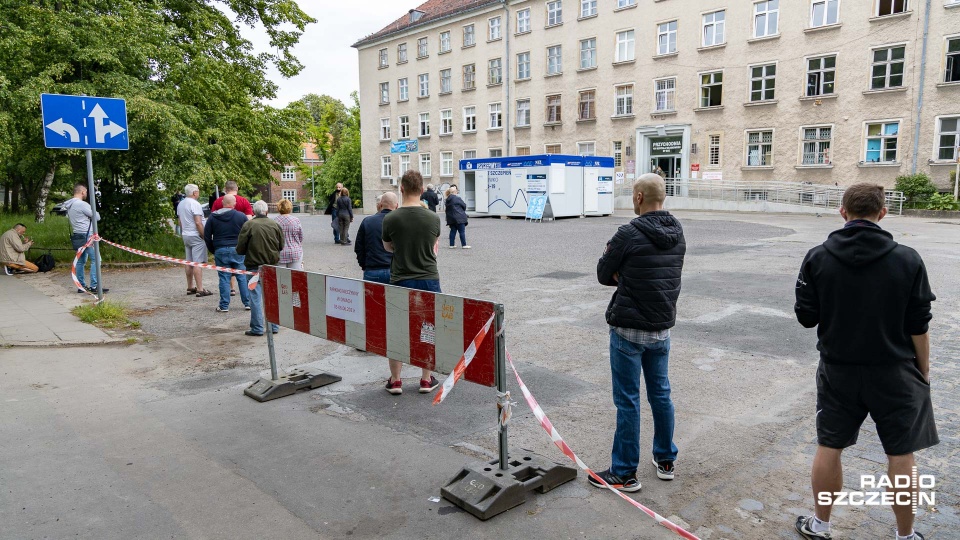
[592,173,686,493]
[793,183,937,540]
[203,195,251,313]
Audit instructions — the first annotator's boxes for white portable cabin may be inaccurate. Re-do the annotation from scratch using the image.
[458,155,615,218]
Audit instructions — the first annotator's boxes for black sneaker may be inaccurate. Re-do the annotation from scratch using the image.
[87,286,109,294]
[652,459,675,481]
[587,469,641,493]
[795,516,832,539]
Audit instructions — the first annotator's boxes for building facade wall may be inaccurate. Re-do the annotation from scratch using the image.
[357,0,960,210]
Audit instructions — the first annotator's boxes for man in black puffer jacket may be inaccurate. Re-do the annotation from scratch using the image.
[590,173,685,494]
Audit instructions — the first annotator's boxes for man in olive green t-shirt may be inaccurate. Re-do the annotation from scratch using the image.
[381,170,442,395]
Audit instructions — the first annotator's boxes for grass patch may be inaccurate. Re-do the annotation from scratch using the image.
[71,300,141,329]
[0,212,185,264]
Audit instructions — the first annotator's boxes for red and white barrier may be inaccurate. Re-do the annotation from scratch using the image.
[260,266,497,386]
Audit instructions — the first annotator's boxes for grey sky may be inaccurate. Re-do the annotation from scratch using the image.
[243,0,407,107]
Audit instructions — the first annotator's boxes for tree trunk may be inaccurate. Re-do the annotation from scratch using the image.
[11,176,20,213]
[34,162,56,223]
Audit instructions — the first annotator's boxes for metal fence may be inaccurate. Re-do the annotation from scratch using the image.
[660,178,905,215]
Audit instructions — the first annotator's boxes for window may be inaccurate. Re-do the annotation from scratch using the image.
[379,82,389,104]
[936,117,960,160]
[580,38,597,69]
[547,1,563,26]
[750,64,776,101]
[871,46,905,89]
[655,78,676,111]
[746,130,774,166]
[516,146,531,156]
[864,121,899,162]
[381,156,392,178]
[615,85,634,116]
[547,94,562,123]
[418,112,430,137]
[300,147,307,160]
[441,152,454,176]
[379,48,388,68]
[463,25,475,47]
[463,106,477,132]
[700,71,723,108]
[708,134,722,166]
[806,55,836,96]
[581,0,597,18]
[616,31,635,62]
[946,37,960,83]
[547,45,562,74]
[811,0,839,27]
[801,126,832,164]
[418,37,429,58]
[489,17,501,40]
[545,143,562,154]
[440,109,453,134]
[488,103,502,129]
[282,189,297,202]
[380,118,391,140]
[418,74,429,97]
[488,58,503,85]
[613,141,623,167]
[658,21,678,55]
[876,0,907,16]
[463,150,477,159]
[703,10,725,47]
[578,90,595,120]
[463,64,476,89]
[578,142,596,156]
[517,9,531,33]
[440,31,451,53]
[419,153,432,176]
[399,78,409,101]
[440,69,452,93]
[754,1,779,38]
[618,0,636,7]
[489,148,503,158]
[516,99,531,127]
[517,52,531,79]
[281,166,296,181]
[398,43,408,63]
[399,154,411,175]
[399,115,410,138]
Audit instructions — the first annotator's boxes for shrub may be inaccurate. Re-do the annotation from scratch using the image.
[894,173,937,209]
[925,193,960,211]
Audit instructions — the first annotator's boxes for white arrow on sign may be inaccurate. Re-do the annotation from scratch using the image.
[89,104,126,143]
[45,118,80,143]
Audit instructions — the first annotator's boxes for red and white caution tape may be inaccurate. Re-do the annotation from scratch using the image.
[72,234,260,301]
[432,313,495,405]
[506,350,701,540]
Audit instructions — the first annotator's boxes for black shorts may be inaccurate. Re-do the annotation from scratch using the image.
[816,361,938,456]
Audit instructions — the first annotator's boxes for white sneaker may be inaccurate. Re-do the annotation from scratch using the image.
[462,245,472,249]
[448,245,457,249]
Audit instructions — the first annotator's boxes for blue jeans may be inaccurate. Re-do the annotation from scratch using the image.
[363,268,391,284]
[248,270,279,335]
[448,223,466,247]
[214,247,250,310]
[331,208,340,243]
[393,279,442,293]
[71,233,98,289]
[609,330,677,476]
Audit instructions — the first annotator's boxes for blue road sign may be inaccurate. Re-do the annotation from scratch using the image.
[41,94,129,151]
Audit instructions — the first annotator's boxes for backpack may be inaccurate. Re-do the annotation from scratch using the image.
[33,253,55,272]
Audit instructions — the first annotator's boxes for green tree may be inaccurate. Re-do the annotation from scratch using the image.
[297,93,350,161]
[316,92,362,208]
[0,1,313,241]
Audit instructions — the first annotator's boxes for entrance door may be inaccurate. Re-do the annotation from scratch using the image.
[583,167,600,213]
[652,156,681,196]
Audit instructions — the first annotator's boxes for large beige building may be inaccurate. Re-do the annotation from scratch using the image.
[354,0,960,209]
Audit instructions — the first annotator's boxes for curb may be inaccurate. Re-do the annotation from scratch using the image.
[1,337,131,348]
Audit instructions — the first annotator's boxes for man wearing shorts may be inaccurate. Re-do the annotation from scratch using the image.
[794,183,938,540]
[177,184,210,297]
[381,170,441,395]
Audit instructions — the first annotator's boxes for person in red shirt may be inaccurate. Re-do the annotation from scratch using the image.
[211,181,254,295]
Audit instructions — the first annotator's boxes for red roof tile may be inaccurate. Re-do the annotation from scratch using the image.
[353,0,502,48]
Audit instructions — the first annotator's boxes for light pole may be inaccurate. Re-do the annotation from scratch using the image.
[954,144,959,201]
[311,162,316,204]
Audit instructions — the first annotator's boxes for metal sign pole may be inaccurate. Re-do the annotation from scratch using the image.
[85,150,103,302]
[494,304,508,471]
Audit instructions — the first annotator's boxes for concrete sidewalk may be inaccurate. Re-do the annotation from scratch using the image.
[0,275,115,346]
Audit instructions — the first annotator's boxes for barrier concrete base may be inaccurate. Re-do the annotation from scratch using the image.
[440,451,578,520]
[244,368,342,402]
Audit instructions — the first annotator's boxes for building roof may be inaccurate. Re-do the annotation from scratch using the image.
[352,0,502,48]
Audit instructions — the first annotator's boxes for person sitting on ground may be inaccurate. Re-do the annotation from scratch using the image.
[336,188,354,245]
[1,223,37,274]
[237,200,283,337]
[274,199,304,269]
[355,192,397,284]
[444,185,470,249]
[203,194,251,313]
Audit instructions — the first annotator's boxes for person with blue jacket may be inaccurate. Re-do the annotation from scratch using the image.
[443,185,470,249]
[203,194,250,312]
[355,192,397,284]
